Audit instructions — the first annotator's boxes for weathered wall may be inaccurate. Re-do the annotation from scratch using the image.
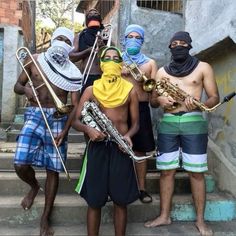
[117,0,184,67]
[0,26,23,122]
[185,0,236,55]
[0,0,33,47]
[0,0,34,123]
[184,0,236,196]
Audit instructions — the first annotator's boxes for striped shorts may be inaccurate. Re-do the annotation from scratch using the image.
[14,107,68,172]
[156,112,208,172]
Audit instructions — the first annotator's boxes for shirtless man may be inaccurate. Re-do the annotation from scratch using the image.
[73,46,140,236]
[69,8,104,96]
[14,27,82,236]
[122,24,158,203]
[145,31,219,236]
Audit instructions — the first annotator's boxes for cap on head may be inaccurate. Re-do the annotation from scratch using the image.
[169,31,192,48]
[51,27,74,46]
[125,24,145,40]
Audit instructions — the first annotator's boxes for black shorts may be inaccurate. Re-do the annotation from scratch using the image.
[132,102,155,152]
[80,74,101,96]
[80,141,139,208]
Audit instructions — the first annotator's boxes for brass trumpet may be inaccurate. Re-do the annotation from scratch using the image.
[16,46,71,180]
[155,77,236,112]
[123,53,156,92]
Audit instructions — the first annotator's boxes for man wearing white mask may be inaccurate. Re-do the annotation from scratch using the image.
[14,27,82,236]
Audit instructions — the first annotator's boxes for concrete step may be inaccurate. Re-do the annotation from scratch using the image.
[0,153,157,173]
[1,221,236,236]
[0,141,157,171]
[0,171,216,195]
[0,193,235,227]
[0,152,84,171]
[6,130,85,143]
[0,142,86,171]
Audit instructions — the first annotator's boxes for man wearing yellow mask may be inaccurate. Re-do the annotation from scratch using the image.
[73,46,140,236]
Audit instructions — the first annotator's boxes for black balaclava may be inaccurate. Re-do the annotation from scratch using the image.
[164,31,199,77]
[78,9,104,52]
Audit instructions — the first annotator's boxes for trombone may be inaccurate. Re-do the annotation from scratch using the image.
[81,24,113,87]
[16,47,71,181]
[123,52,156,92]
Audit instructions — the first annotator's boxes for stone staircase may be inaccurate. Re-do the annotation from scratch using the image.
[0,110,236,235]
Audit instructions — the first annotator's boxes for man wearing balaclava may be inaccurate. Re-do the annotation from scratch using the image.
[70,8,106,96]
[122,24,158,204]
[146,31,219,236]
[73,46,140,236]
[14,27,82,236]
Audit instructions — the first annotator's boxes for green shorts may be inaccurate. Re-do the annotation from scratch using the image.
[157,112,208,172]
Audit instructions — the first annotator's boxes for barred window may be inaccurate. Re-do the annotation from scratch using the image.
[137,0,183,14]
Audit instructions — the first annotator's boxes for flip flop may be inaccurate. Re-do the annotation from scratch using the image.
[139,190,152,203]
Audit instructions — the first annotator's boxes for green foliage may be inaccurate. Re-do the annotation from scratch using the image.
[37,0,80,28]
[35,0,83,49]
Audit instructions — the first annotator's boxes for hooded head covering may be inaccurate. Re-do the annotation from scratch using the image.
[169,31,192,49]
[93,46,133,108]
[37,27,83,92]
[51,27,74,46]
[124,24,145,43]
[85,8,102,27]
[164,31,199,77]
[122,24,150,66]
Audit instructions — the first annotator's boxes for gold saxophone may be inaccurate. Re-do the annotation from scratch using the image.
[155,77,236,112]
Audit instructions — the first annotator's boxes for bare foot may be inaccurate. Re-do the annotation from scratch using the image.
[21,185,40,210]
[40,220,54,236]
[144,216,171,228]
[195,221,213,236]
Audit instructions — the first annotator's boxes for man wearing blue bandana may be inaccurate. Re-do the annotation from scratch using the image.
[122,24,158,203]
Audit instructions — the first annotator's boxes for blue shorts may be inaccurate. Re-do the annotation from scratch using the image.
[156,112,208,172]
[14,107,68,172]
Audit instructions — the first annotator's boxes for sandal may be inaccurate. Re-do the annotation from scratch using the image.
[139,190,152,203]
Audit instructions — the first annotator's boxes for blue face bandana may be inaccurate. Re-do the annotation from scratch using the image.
[125,37,142,55]
[122,24,150,66]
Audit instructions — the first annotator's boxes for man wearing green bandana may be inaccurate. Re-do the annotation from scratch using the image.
[73,46,140,236]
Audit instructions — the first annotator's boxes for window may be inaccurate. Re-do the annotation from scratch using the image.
[137,0,183,14]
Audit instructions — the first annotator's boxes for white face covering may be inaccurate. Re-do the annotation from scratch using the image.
[47,40,73,66]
